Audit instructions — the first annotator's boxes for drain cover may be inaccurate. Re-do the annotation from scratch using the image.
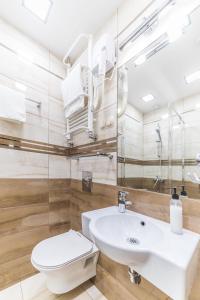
[127,237,140,245]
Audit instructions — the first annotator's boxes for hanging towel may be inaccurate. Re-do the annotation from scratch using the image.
[61,64,88,118]
[0,84,26,123]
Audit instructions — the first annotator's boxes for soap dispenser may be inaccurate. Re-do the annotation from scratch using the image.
[180,185,188,200]
[170,188,183,234]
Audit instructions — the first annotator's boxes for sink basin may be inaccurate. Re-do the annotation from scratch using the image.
[82,206,200,300]
[89,213,162,265]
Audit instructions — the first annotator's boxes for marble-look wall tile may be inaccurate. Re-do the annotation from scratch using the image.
[71,152,116,185]
[0,149,48,179]
[0,17,66,149]
[49,155,70,179]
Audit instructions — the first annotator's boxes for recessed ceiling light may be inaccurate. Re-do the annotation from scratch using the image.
[22,0,53,23]
[185,70,200,84]
[134,55,146,66]
[162,113,169,120]
[142,94,154,102]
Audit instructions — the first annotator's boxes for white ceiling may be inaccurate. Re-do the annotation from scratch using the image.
[126,6,200,114]
[0,0,123,59]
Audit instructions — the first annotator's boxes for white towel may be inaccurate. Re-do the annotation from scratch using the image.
[61,64,88,118]
[0,84,26,123]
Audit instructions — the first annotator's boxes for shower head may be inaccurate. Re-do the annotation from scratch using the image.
[155,124,162,143]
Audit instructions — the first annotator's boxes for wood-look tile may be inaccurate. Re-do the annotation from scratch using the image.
[0,204,49,235]
[0,226,50,265]
[98,254,155,300]
[0,179,49,208]
[0,254,37,291]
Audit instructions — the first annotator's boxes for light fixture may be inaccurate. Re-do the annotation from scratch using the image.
[15,82,27,92]
[134,55,147,66]
[142,94,154,102]
[119,0,175,51]
[22,0,53,23]
[173,124,180,130]
[185,70,200,84]
[162,113,169,120]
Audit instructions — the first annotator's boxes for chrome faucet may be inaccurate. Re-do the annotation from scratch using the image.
[118,191,132,213]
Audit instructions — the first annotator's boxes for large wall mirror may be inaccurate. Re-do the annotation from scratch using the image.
[117,0,200,199]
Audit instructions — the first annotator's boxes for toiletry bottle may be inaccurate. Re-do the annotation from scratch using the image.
[170,188,183,234]
[180,185,188,200]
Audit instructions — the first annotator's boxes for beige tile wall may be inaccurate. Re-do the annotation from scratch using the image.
[0,17,66,147]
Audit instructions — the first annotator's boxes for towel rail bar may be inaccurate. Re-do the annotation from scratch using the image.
[25,97,41,108]
[70,152,113,160]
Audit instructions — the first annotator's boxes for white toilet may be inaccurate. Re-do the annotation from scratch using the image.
[31,230,99,294]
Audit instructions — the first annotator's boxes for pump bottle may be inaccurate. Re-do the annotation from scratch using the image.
[170,188,183,234]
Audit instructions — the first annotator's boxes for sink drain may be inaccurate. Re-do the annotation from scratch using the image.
[127,237,140,245]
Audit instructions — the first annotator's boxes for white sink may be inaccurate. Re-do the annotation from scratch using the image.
[82,206,200,300]
[89,213,162,265]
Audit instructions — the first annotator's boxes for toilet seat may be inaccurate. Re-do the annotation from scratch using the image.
[31,230,93,270]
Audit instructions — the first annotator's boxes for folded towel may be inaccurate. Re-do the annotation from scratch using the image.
[0,84,26,123]
[61,64,88,118]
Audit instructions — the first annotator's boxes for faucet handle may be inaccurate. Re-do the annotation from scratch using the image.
[118,191,129,197]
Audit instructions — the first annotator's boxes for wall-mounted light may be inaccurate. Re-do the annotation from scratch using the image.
[185,70,200,84]
[142,94,154,102]
[22,0,53,23]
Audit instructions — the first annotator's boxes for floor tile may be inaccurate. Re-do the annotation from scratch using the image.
[0,283,22,300]
[86,285,107,300]
[1,273,107,300]
[29,286,91,300]
[20,273,47,300]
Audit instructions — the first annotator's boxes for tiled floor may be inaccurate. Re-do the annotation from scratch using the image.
[0,274,107,300]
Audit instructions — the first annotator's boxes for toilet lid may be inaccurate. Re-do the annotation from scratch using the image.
[31,230,93,268]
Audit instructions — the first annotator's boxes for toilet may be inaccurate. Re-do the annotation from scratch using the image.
[31,230,99,294]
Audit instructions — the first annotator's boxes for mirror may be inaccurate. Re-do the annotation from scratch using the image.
[117,0,200,199]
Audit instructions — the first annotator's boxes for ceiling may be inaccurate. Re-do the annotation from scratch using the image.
[0,0,123,59]
[126,6,200,114]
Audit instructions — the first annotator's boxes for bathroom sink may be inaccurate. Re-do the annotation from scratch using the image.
[89,213,162,265]
[82,206,200,300]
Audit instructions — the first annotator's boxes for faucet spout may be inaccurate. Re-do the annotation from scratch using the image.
[118,191,131,213]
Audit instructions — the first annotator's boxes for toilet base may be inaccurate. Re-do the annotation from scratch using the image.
[35,248,99,294]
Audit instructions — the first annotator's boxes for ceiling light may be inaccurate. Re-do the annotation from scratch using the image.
[134,55,147,66]
[22,0,53,23]
[185,70,200,84]
[15,82,27,92]
[195,103,200,109]
[173,124,180,130]
[142,94,154,102]
[162,113,169,120]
